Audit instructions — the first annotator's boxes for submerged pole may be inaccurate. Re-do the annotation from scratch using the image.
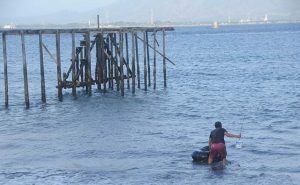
[146,31,151,86]
[109,34,114,90]
[120,32,124,96]
[143,31,147,91]
[21,32,30,108]
[71,32,76,97]
[163,30,167,88]
[135,33,140,88]
[2,33,9,107]
[153,30,157,90]
[125,33,130,89]
[56,31,63,101]
[86,31,92,96]
[39,31,46,102]
[131,31,136,94]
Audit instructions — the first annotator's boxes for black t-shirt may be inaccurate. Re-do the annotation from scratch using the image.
[210,128,227,144]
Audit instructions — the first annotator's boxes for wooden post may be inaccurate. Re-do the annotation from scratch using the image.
[125,33,130,89]
[39,31,46,102]
[109,34,114,90]
[21,32,30,108]
[163,30,167,88]
[153,30,157,90]
[56,31,63,101]
[131,31,136,94]
[80,47,84,83]
[146,31,151,86]
[97,15,100,29]
[114,33,119,91]
[96,34,101,90]
[102,33,107,92]
[86,32,92,96]
[120,32,124,96]
[135,33,140,88]
[2,33,9,107]
[143,31,147,91]
[71,32,76,97]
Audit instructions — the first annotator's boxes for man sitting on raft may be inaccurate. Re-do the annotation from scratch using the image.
[208,121,241,165]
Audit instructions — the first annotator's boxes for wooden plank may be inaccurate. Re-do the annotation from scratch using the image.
[163,30,167,88]
[21,32,30,108]
[2,33,9,107]
[71,32,76,97]
[153,31,157,90]
[119,32,124,96]
[135,33,140,88]
[146,31,151,86]
[55,31,63,101]
[131,31,136,94]
[143,31,147,91]
[39,32,46,102]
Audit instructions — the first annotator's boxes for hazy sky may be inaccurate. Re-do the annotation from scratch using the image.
[0,0,299,24]
[0,0,117,18]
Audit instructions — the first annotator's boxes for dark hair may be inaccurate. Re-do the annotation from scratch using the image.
[215,121,222,128]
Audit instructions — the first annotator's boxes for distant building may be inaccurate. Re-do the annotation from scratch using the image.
[3,24,16,29]
[264,14,268,22]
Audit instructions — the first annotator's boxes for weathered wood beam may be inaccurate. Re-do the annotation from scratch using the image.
[55,31,63,101]
[21,32,30,108]
[2,33,9,107]
[39,31,46,102]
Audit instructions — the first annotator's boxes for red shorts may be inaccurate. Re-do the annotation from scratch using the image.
[210,143,227,160]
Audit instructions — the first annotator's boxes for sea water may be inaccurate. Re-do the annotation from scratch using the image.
[0,23,299,184]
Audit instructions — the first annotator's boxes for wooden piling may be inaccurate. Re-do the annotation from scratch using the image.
[97,15,100,29]
[102,33,107,92]
[153,30,157,90]
[86,32,92,96]
[96,34,101,90]
[71,32,76,97]
[119,32,124,96]
[21,32,30,108]
[109,34,114,90]
[56,31,63,101]
[131,32,136,94]
[146,31,151,86]
[39,31,46,102]
[114,33,119,91]
[143,31,147,91]
[163,30,167,88]
[125,33,130,89]
[2,33,9,107]
[135,33,140,88]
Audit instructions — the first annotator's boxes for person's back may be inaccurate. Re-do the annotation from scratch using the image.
[208,121,241,165]
[210,127,227,144]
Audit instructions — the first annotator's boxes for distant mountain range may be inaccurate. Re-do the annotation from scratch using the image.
[1,0,300,25]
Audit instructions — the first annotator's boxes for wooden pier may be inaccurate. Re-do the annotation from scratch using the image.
[0,27,174,108]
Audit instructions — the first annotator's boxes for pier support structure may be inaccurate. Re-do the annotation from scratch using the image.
[0,27,174,108]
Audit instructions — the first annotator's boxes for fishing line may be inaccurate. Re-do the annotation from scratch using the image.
[235,118,244,149]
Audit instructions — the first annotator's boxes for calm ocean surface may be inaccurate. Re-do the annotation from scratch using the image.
[0,23,299,184]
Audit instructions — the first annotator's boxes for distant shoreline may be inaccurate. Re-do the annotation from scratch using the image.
[1,20,299,29]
